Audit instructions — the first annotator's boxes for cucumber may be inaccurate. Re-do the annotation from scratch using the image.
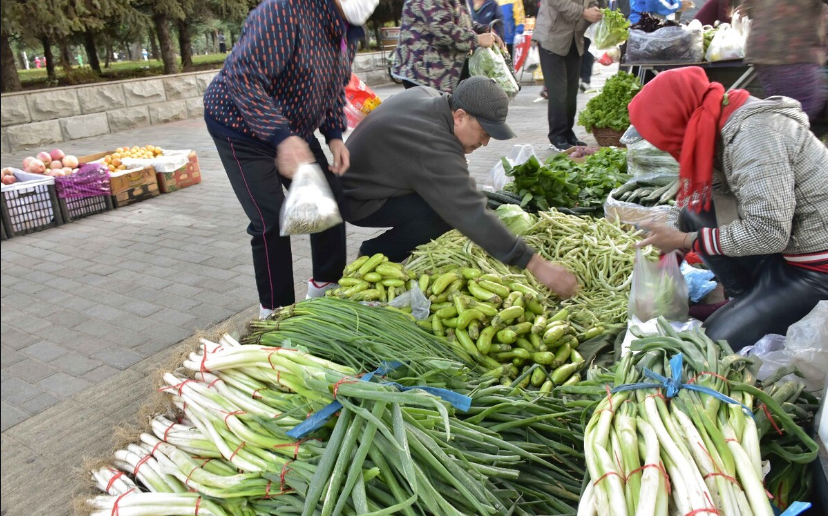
[484,191,522,205]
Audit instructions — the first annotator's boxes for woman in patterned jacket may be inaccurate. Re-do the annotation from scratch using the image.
[391,0,501,92]
[203,0,379,319]
[630,67,828,351]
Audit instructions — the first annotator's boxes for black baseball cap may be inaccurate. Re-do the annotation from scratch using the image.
[452,77,516,140]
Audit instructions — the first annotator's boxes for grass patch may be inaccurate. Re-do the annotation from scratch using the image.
[17,53,228,90]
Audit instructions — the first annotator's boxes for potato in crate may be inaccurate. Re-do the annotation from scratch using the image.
[0,169,64,239]
[54,163,113,222]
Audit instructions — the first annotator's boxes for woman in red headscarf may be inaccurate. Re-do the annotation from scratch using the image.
[630,67,828,351]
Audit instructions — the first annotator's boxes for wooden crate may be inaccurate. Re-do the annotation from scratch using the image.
[156,151,202,193]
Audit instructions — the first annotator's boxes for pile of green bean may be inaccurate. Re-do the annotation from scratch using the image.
[407,209,656,331]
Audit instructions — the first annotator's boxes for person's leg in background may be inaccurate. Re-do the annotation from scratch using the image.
[564,40,584,146]
[539,43,575,149]
[580,37,595,92]
[212,136,296,317]
[350,194,452,263]
[755,63,827,121]
[703,256,828,351]
[506,43,514,58]
[307,138,347,298]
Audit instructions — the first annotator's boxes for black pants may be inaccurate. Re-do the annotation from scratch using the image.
[506,43,514,60]
[349,194,451,263]
[581,38,594,85]
[679,207,828,351]
[402,80,419,90]
[538,39,581,143]
[212,135,346,309]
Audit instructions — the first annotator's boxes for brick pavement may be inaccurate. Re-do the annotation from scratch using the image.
[0,65,615,516]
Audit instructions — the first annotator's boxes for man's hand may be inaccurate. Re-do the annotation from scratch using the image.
[477,33,496,48]
[328,139,350,175]
[583,7,603,23]
[526,255,579,299]
[679,0,695,12]
[276,136,314,179]
[637,219,691,253]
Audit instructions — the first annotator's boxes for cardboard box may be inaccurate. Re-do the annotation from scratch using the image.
[109,166,157,196]
[111,181,159,208]
[156,151,202,193]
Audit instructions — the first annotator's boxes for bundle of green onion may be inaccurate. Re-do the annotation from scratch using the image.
[578,319,819,516]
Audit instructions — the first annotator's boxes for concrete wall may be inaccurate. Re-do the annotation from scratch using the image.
[1,53,391,152]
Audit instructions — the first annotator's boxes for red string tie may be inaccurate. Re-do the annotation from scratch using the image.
[274,439,304,460]
[279,461,294,493]
[222,410,247,430]
[194,496,202,515]
[686,371,729,384]
[185,465,200,491]
[332,376,361,399]
[163,421,177,442]
[252,389,262,399]
[725,438,740,444]
[626,462,672,495]
[760,403,783,436]
[133,454,153,476]
[207,377,220,390]
[593,470,625,487]
[105,469,126,494]
[110,488,135,516]
[644,392,668,403]
[685,508,720,515]
[199,351,210,374]
[229,441,246,460]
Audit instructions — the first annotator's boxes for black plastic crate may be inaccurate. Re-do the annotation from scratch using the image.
[55,164,114,222]
[59,194,115,222]
[0,175,64,239]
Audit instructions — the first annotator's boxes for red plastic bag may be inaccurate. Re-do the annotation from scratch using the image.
[344,74,381,129]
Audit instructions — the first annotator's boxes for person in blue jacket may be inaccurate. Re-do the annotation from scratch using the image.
[498,0,526,58]
[629,0,694,23]
[468,0,505,39]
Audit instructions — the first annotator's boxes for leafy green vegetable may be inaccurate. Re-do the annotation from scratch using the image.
[494,204,537,235]
[592,9,631,50]
[577,71,641,132]
[503,147,630,214]
[468,46,520,99]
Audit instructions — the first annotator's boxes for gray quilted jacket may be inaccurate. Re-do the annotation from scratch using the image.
[711,97,828,257]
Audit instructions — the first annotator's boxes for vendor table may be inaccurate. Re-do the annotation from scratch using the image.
[622,59,757,92]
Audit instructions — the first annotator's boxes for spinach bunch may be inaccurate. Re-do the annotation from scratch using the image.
[504,147,630,214]
[578,71,641,132]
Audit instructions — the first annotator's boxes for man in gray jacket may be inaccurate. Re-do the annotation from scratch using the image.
[342,77,579,299]
[534,0,603,150]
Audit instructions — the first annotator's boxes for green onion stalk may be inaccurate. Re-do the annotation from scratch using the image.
[577,318,820,516]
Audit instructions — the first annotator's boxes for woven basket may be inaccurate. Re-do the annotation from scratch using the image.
[592,127,627,148]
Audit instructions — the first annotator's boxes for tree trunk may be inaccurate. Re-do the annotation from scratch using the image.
[104,37,112,68]
[373,24,382,52]
[149,28,160,60]
[59,38,73,73]
[83,31,101,72]
[178,19,193,69]
[230,30,237,48]
[42,36,57,81]
[153,13,178,74]
[1,32,22,92]
[204,32,210,51]
[210,30,217,53]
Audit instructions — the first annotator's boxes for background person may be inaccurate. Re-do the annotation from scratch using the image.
[630,67,828,351]
[498,0,526,57]
[392,0,501,92]
[534,0,603,150]
[203,0,379,319]
[341,77,579,300]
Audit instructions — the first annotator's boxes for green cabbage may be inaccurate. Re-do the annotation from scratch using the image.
[494,204,536,235]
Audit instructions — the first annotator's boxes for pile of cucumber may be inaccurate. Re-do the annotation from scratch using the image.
[328,253,411,302]
[612,177,679,207]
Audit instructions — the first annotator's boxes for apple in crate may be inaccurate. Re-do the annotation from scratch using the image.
[27,159,46,174]
[62,155,79,168]
[50,161,63,170]
[22,156,35,169]
[1,168,17,185]
[37,151,52,165]
[50,149,65,161]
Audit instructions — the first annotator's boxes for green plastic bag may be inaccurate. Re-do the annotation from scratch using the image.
[468,46,519,99]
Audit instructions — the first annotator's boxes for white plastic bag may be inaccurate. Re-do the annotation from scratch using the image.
[628,249,689,322]
[523,45,540,71]
[740,302,828,393]
[705,23,745,62]
[627,26,704,63]
[388,283,431,320]
[488,144,537,191]
[279,163,342,236]
[468,46,520,99]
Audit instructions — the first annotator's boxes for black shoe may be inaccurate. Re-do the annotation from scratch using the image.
[565,131,587,147]
[550,137,573,151]
[579,81,590,93]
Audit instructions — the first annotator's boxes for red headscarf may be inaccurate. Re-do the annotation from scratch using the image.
[628,67,749,211]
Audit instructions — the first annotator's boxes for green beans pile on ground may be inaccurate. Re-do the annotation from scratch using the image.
[407,209,657,331]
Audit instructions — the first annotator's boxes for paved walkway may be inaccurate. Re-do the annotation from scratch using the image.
[0,66,615,515]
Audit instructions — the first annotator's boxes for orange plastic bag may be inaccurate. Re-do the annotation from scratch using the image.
[344,74,382,129]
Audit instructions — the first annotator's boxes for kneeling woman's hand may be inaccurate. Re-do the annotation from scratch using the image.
[637,219,693,254]
[527,255,579,300]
